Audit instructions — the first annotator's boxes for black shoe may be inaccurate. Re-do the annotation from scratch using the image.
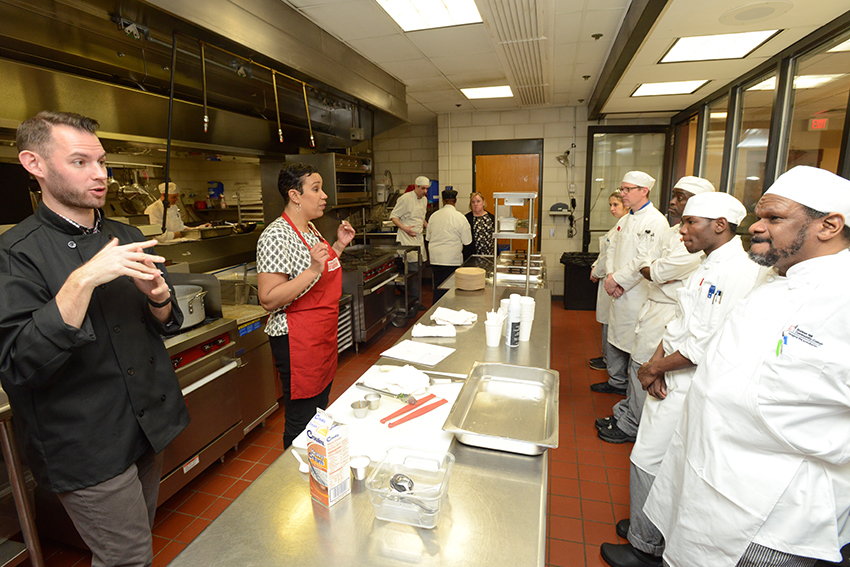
[417,303,428,311]
[589,357,607,371]
[616,518,630,539]
[590,381,627,395]
[598,423,636,444]
[600,542,662,567]
[595,415,616,430]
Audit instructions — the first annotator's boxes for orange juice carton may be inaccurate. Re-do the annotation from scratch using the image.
[306,409,351,507]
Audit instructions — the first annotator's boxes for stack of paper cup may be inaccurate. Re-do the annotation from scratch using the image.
[519,296,535,341]
[501,298,511,339]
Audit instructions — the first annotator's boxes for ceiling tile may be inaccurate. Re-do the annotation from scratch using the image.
[380,58,444,80]
[553,43,579,67]
[579,10,625,40]
[409,89,466,104]
[554,11,583,44]
[430,52,502,76]
[404,76,457,92]
[576,40,612,64]
[299,0,399,41]
[348,35,423,63]
[406,24,494,58]
[444,71,509,88]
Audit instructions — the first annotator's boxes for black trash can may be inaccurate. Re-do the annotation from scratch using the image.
[560,252,599,311]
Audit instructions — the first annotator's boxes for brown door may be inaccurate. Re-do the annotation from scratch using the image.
[475,154,540,251]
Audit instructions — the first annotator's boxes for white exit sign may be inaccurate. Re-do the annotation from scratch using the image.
[809,118,829,131]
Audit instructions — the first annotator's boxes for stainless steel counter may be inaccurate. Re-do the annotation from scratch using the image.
[169,286,552,567]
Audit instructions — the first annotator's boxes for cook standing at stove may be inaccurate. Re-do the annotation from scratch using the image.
[390,175,429,311]
[144,182,186,241]
[257,163,355,449]
[0,111,189,567]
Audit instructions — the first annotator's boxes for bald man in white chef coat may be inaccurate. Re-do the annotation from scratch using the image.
[644,166,850,567]
[600,192,763,567]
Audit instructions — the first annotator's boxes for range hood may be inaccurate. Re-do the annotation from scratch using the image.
[0,0,407,155]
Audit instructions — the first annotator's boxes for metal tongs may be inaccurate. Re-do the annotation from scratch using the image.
[355,382,416,405]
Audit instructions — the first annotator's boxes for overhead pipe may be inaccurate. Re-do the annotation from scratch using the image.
[200,41,209,133]
[302,83,315,148]
[272,71,283,143]
[162,30,179,236]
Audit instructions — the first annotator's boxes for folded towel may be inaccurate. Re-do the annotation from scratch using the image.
[430,307,478,326]
[362,365,430,396]
[411,323,457,337]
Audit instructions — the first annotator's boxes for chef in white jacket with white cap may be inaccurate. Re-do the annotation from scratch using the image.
[145,182,186,241]
[596,171,669,396]
[644,166,850,567]
[599,192,762,567]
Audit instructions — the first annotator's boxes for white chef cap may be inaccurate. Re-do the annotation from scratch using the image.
[765,166,850,220]
[414,176,431,187]
[622,171,655,191]
[682,192,747,225]
[158,182,179,195]
[674,176,715,195]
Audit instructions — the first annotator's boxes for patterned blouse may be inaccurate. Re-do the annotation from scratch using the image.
[256,216,322,336]
[470,213,495,256]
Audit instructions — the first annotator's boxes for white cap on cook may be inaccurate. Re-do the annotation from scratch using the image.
[674,176,715,195]
[158,182,179,195]
[765,165,850,220]
[683,192,747,225]
[622,171,655,191]
[414,176,431,187]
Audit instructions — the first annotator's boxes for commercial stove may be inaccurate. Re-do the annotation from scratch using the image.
[340,245,402,343]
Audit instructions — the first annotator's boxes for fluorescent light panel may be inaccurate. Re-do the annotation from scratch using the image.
[632,80,709,97]
[661,30,779,63]
[710,112,728,119]
[461,86,513,99]
[376,0,482,32]
[747,74,845,91]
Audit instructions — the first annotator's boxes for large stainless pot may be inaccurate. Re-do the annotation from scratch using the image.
[174,285,208,329]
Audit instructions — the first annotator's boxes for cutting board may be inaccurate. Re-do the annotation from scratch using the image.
[292,365,463,463]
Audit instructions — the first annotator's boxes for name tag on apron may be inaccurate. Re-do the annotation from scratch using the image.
[328,257,341,272]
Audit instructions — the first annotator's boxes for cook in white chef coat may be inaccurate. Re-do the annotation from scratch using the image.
[596,172,669,396]
[590,192,628,371]
[390,175,429,310]
[598,177,713,445]
[599,192,762,567]
[145,182,186,241]
[644,166,850,567]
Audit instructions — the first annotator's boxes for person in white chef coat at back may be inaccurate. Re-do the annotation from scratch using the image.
[644,166,850,567]
[599,191,762,567]
[596,172,668,397]
[391,175,429,312]
[145,181,186,241]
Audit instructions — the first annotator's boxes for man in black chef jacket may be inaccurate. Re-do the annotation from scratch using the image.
[0,111,190,567]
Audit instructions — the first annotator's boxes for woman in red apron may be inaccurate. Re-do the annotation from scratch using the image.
[256,164,355,449]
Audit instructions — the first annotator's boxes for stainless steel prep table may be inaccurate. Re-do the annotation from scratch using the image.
[169,286,551,567]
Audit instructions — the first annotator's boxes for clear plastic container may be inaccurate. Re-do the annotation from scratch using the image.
[365,446,454,529]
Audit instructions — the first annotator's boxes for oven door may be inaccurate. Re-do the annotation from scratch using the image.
[360,275,397,339]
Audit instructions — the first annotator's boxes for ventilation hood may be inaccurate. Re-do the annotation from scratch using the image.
[0,0,408,155]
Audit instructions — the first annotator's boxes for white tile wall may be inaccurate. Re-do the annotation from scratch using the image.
[373,118,439,191]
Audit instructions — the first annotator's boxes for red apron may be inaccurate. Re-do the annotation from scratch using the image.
[281,213,342,399]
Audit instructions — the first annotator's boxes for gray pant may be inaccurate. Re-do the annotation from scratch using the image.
[628,463,664,557]
[57,449,163,567]
[613,358,647,436]
[601,324,609,365]
[606,343,630,390]
[408,261,421,306]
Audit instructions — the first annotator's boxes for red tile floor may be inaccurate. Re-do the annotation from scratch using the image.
[28,299,627,567]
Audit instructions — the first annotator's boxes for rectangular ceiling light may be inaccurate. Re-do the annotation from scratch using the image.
[631,80,709,97]
[376,0,482,32]
[747,74,845,91]
[827,38,850,53]
[661,30,780,63]
[461,86,513,99]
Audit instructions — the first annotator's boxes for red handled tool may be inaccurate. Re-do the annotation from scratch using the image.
[387,398,448,428]
[380,393,436,424]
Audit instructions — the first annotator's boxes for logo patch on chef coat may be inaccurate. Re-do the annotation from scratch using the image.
[784,325,823,348]
[328,257,341,272]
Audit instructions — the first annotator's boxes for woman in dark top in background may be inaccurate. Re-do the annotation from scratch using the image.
[464,191,496,260]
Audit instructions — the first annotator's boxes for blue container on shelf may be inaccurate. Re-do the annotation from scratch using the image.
[428,180,440,203]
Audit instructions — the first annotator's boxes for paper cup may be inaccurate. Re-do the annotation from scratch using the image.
[519,319,533,341]
[485,320,502,347]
